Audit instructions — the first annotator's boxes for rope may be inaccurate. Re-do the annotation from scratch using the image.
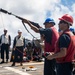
[15,47,23,54]
[22,21,38,39]
[0,8,39,40]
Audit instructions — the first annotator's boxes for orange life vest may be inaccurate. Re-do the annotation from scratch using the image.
[44,27,59,52]
[55,31,75,63]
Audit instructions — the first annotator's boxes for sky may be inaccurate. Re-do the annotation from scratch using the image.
[0,0,75,42]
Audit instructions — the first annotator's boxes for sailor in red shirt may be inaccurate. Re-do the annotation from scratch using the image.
[47,14,75,75]
[22,18,59,75]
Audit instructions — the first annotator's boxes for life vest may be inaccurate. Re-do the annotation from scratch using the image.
[1,34,10,44]
[55,31,75,63]
[44,27,59,52]
[15,35,24,47]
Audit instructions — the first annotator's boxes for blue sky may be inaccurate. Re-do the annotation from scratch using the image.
[61,0,74,7]
[46,0,75,17]
[0,0,75,41]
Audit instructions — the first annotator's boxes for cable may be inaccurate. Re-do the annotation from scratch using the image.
[0,8,39,39]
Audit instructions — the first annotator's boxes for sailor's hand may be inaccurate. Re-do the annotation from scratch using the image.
[46,53,54,60]
[46,55,53,60]
[22,19,29,24]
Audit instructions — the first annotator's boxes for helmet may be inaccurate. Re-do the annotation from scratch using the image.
[18,29,22,32]
[59,14,73,26]
[4,28,8,32]
[43,18,55,25]
[70,28,75,35]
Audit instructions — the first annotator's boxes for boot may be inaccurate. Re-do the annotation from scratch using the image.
[20,62,23,66]
[6,59,8,63]
[0,59,4,64]
[11,62,15,66]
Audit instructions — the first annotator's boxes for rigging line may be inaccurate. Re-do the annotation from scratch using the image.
[0,12,5,28]
[0,8,39,39]
[22,21,38,39]
[7,15,33,38]
[1,12,36,40]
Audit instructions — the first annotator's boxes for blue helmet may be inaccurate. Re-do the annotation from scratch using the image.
[70,28,75,35]
[43,18,55,25]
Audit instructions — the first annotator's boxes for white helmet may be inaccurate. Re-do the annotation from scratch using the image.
[4,28,8,31]
[18,29,22,32]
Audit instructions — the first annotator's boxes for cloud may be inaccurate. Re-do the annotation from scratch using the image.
[0,0,75,43]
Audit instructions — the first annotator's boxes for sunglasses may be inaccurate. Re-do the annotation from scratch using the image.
[59,20,68,25]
